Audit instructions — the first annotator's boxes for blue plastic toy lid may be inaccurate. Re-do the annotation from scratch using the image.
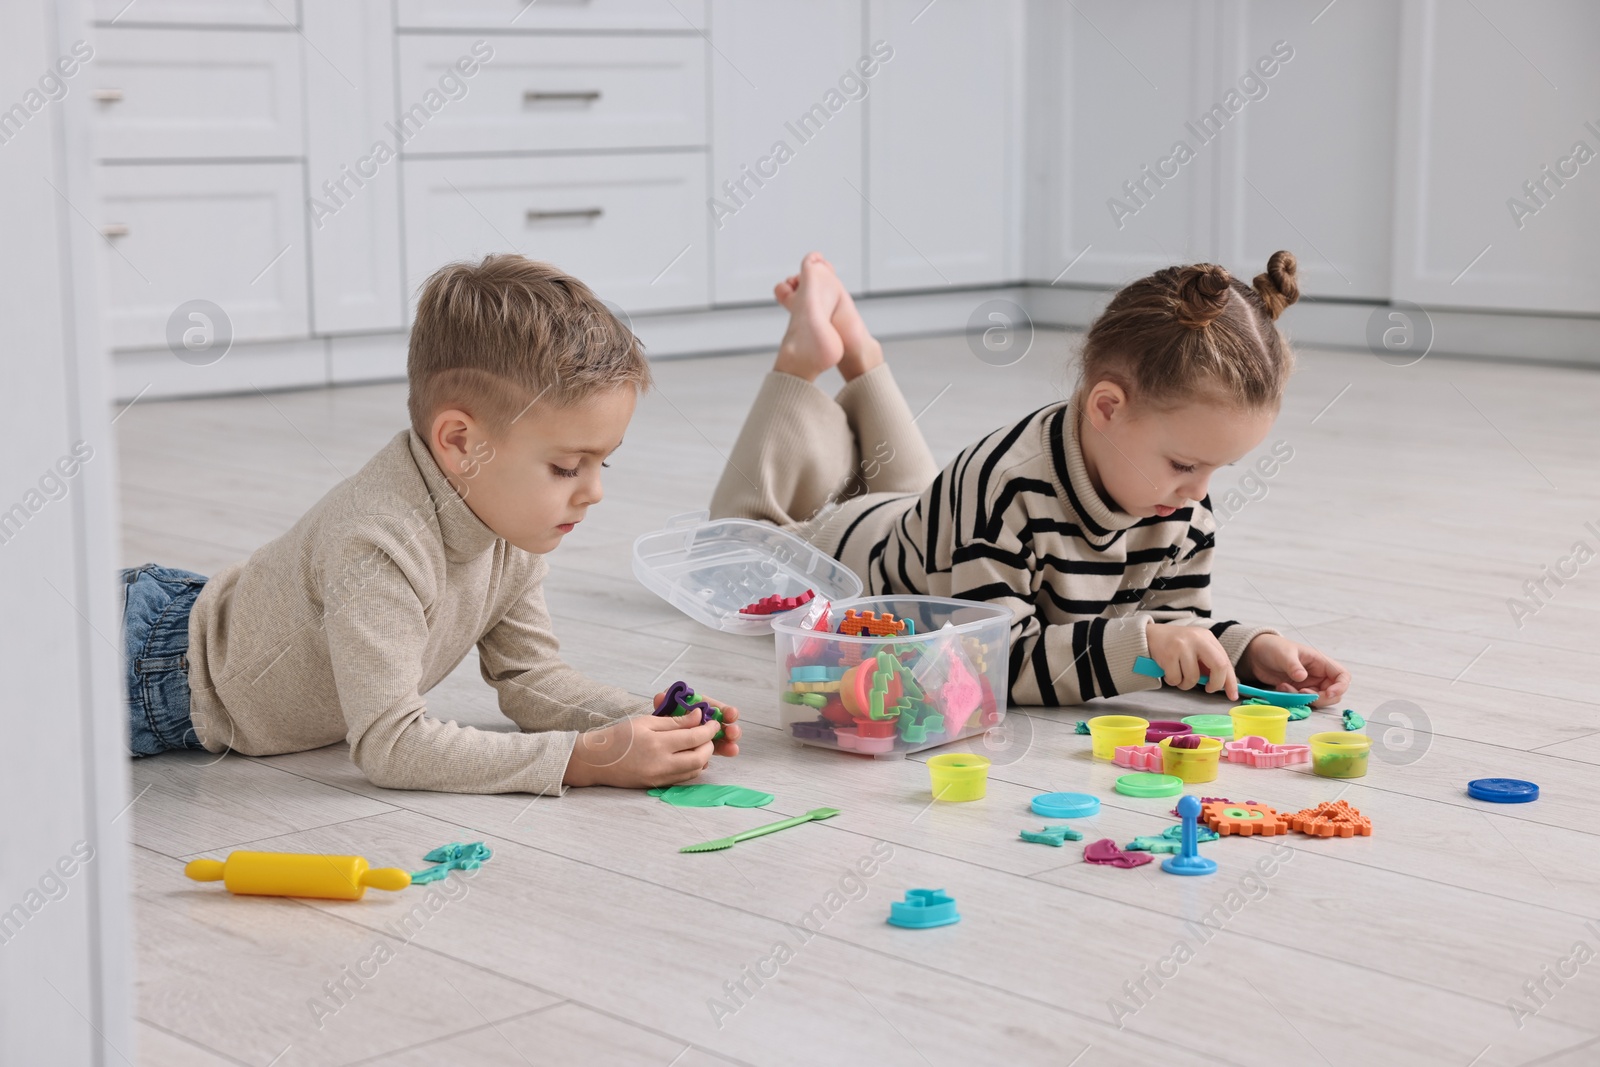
[1467,778,1539,803]
[631,512,862,635]
[1031,792,1100,819]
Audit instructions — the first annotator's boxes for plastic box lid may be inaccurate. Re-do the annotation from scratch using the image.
[631,511,863,635]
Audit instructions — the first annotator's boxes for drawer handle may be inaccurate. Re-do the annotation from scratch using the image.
[92,88,124,103]
[526,208,603,223]
[523,90,602,104]
[99,223,131,238]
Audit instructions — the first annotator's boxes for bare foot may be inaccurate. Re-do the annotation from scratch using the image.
[832,288,883,381]
[773,253,845,382]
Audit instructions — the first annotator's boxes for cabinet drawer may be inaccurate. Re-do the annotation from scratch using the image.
[92,28,303,160]
[402,153,709,314]
[97,163,309,349]
[395,35,705,155]
[92,0,297,27]
[396,0,705,31]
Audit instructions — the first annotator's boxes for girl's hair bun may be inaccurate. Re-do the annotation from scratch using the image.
[1173,264,1232,330]
[1252,250,1299,320]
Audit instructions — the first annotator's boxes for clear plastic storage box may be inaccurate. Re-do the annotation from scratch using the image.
[772,595,1012,757]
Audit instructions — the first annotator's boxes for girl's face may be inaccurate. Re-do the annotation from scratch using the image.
[1079,381,1275,517]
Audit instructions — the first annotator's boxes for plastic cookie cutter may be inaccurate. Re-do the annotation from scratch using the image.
[840,609,914,638]
[1223,734,1311,768]
[887,888,960,929]
[1200,800,1290,837]
[1113,744,1165,771]
[653,679,724,739]
[1133,655,1317,708]
[1288,799,1372,838]
[739,589,816,616]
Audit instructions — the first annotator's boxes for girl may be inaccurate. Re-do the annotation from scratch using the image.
[709,251,1350,708]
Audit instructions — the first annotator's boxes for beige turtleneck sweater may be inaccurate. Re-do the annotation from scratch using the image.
[185,430,650,794]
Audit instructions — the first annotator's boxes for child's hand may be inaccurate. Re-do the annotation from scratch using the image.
[563,713,722,789]
[652,691,742,758]
[1144,622,1239,701]
[1241,634,1351,707]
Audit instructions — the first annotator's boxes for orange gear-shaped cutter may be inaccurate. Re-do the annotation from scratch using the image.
[839,609,910,638]
[1288,800,1372,838]
[1201,801,1290,837]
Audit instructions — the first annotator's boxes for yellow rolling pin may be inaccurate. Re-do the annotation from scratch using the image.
[184,851,412,900]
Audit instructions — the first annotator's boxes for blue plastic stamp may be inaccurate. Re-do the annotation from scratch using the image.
[1161,796,1217,876]
[887,888,961,929]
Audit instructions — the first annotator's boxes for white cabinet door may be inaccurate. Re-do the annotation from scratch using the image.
[402,153,710,316]
[1392,0,1600,313]
[395,35,707,155]
[1213,0,1399,300]
[864,0,1023,291]
[304,0,405,333]
[91,28,303,160]
[709,0,865,303]
[1036,0,1221,288]
[396,0,706,31]
[97,162,310,348]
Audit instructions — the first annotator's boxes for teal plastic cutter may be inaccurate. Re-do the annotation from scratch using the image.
[1133,655,1317,708]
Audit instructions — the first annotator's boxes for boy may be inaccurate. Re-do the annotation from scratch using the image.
[122,255,739,794]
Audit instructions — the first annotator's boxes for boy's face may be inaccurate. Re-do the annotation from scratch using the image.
[430,386,637,555]
[1081,381,1274,517]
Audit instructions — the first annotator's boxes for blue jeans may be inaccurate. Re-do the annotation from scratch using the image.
[122,564,209,756]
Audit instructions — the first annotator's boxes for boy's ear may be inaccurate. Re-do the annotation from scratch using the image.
[429,408,481,475]
[1085,381,1127,428]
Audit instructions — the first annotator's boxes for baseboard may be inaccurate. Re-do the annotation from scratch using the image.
[110,284,1600,401]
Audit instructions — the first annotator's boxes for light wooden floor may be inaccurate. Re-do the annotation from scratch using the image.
[117,328,1600,1067]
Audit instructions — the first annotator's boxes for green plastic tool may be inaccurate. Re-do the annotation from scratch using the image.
[679,807,840,853]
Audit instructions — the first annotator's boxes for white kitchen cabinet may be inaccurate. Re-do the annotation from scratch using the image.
[1213,0,1399,300]
[304,0,405,333]
[402,152,710,317]
[864,0,1024,291]
[1037,0,1221,288]
[92,0,298,27]
[90,28,303,161]
[395,34,707,156]
[97,162,310,349]
[1391,0,1600,313]
[709,0,866,303]
[395,0,705,32]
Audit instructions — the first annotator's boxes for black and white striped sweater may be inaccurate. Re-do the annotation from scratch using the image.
[825,400,1278,706]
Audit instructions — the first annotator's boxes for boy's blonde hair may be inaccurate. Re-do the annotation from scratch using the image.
[407,255,651,438]
[1076,250,1299,411]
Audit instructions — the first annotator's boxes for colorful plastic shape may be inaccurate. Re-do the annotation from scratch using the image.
[1161,796,1218,875]
[927,753,990,802]
[1019,825,1083,846]
[887,888,960,929]
[680,807,841,853]
[1201,801,1290,837]
[410,841,492,885]
[898,712,945,744]
[1133,655,1317,708]
[840,609,911,638]
[783,691,827,708]
[1084,838,1153,868]
[1223,734,1311,768]
[790,664,845,683]
[789,719,836,742]
[652,679,724,739]
[1288,799,1372,838]
[839,654,905,720]
[1467,778,1539,804]
[1115,773,1184,798]
[1145,720,1193,743]
[647,784,774,808]
[1342,708,1366,731]
[834,729,895,754]
[938,658,983,734]
[1032,792,1100,819]
[1114,743,1165,771]
[739,589,815,615]
[184,851,411,900]
[1174,797,1255,817]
